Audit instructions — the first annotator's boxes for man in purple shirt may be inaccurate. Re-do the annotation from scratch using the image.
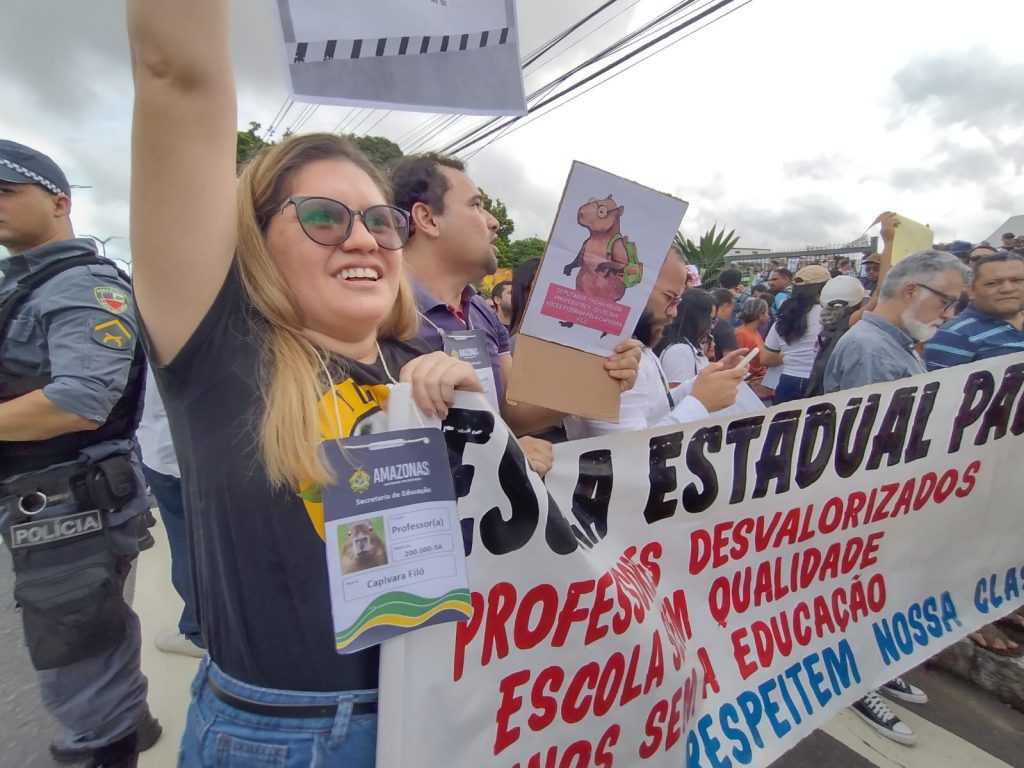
[390,153,641,474]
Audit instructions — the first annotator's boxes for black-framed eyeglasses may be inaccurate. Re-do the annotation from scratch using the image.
[663,291,683,309]
[914,282,959,311]
[279,196,410,250]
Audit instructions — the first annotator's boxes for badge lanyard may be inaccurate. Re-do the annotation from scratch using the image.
[649,349,676,410]
[419,310,501,412]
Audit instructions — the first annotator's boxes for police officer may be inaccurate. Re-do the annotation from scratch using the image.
[0,141,160,768]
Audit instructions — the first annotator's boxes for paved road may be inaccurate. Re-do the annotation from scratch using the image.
[2,541,1022,767]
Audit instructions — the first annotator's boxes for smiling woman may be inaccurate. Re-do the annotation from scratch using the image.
[125,0,482,765]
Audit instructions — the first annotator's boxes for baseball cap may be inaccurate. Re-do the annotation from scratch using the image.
[948,240,972,256]
[792,264,831,285]
[0,140,71,196]
[820,275,865,308]
[863,253,882,265]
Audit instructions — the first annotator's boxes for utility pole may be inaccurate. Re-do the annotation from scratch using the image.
[81,234,122,259]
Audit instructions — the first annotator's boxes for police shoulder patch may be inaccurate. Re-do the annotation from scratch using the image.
[92,318,133,350]
[94,286,130,314]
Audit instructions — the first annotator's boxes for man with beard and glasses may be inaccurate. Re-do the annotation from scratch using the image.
[563,246,748,440]
[823,248,969,745]
[825,250,969,392]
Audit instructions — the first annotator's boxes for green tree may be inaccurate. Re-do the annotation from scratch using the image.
[348,134,404,170]
[674,224,740,287]
[477,188,515,252]
[236,121,270,168]
[499,237,546,269]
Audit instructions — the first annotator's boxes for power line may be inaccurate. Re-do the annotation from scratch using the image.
[360,111,391,136]
[446,0,743,156]
[520,0,622,69]
[263,99,291,140]
[439,0,705,155]
[335,108,368,135]
[348,109,378,135]
[292,103,322,132]
[401,1,628,153]
[331,108,358,133]
[465,0,755,159]
[523,0,647,78]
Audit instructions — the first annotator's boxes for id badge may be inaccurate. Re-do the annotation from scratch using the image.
[321,428,472,654]
[443,328,500,411]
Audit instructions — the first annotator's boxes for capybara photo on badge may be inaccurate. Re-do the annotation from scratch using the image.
[339,518,388,574]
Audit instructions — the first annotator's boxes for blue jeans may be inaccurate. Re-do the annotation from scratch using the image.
[142,465,203,645]
[179,658,378,767]
[773,373,809,405]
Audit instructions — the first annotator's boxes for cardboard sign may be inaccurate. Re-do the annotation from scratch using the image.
[273,0,527,115]
[508,162,688,420]
[891,214,934,263]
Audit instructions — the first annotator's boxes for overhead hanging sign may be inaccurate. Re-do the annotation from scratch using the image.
[273,0,528,115]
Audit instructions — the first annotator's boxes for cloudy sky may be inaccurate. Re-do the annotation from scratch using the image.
[2,0,1022,265]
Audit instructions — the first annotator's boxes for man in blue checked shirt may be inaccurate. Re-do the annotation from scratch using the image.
[923,251,1024,371]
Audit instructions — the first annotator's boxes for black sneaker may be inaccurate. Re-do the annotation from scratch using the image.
[851,691,916,746]
[89,731,138,768]
[880,676,929,704]
[51,709,162,763]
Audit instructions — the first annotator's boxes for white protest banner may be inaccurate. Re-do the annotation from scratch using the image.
[378,353,1024,768]
[273,0,527,115]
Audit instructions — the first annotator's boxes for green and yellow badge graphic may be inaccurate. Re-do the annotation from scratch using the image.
[299,377,391,540]
[349,467,371,494]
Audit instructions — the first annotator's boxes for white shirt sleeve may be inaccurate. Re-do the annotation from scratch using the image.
[651,394,710,428]
[764,323,782,352]
[660,343,699,385]
[563,353,658,439]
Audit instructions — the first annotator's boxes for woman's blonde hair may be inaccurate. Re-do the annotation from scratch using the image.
[235,133,418,488]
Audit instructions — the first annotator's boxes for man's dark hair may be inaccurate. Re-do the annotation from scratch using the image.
[751,283,769,294]
[711,288,734,308]
[509,258,541,334]
[772,268,793,280]
[970,252,1024,283]
[389,152,466,216]
[837,258,851,268]
[1003,232,1015,239]
[717,268,742,289]
[491,280,510,300]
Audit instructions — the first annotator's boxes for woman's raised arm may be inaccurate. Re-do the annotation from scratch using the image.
[127,0,239,363]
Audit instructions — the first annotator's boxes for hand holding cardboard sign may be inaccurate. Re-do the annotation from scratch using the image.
[872,210,900,246]
[603,338,642,392]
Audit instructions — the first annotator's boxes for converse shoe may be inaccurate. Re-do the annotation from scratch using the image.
[155,628,207,658]
[851,691,916,746]
[881,676,928,704]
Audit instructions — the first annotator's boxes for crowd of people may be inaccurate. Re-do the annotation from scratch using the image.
[0,2,1022,766]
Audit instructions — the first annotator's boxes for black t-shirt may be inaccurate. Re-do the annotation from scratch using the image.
[149,266,429,691]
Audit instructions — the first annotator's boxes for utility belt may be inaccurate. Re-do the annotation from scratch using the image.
[1,454,139,670]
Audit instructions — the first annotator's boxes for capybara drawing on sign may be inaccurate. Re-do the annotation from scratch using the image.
[562,195,641,303]
[340,520,388,574]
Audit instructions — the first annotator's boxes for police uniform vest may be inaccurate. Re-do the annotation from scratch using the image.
[0,254,146,478]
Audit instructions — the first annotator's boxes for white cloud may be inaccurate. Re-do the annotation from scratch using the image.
[2,0,1023,264]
